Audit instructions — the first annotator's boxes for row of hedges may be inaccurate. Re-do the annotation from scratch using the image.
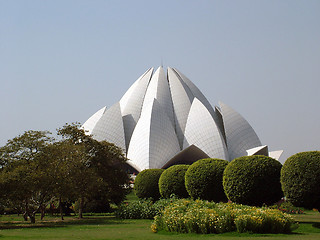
[134,151,320,209]
[135,155,283,206]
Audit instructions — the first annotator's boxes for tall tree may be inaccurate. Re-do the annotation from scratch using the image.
[57,123,130,218]
[0,130,54,223]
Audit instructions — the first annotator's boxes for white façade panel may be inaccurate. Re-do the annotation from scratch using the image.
[167,67,194,149]
[119,68,152,110]
[119,68,153,149]
[173,68,217,119]
[246,145,269,156]
[127,99,180,171]
[82,106,106,135]
[90,102,126,153]
[219,102,262,160]
[183,98,229,160]
[141,66,175,127]
[269,150,284,162]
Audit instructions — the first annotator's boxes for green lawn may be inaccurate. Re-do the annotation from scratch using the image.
[0,211,319,240]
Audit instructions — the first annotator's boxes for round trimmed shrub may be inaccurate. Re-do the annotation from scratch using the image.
[281,151,320,209]
[159,165,189,198]
[134,169,164,200]
[223,155,283,206]
[185,158,229,202]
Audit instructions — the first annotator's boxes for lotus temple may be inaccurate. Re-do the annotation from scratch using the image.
[82,67,282,172]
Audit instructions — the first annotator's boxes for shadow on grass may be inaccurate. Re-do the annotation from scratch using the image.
[312,222,320,229]
[0,216,127,230]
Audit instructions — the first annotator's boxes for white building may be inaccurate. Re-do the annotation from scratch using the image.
[83,67,282,172]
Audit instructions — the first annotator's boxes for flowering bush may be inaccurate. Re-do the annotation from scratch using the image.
[153,199,233,234]
[271,201,304,214]
[152,200,297,234]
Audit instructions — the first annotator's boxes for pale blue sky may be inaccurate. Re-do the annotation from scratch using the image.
[1,0,319,162]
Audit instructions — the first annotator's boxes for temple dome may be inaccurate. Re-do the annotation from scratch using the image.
[83,66,281,172]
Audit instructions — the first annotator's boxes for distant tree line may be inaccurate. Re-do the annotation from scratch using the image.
[0,123,130,223]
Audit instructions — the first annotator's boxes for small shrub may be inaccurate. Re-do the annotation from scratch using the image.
[271,201,304,214]
[115,197,175,219]
[223,155,283,206]
[159,165,189,198]
[185,158,228,202]
[281,151,320,210]
[134,169,164,201]
[115,199,155,219]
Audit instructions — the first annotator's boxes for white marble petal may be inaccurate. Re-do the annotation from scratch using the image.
[82,106,106,135]
[219,101,262,160]
[127,99,180,171]
[119,68,153,149]
[91,102,126,153]
[183,98,229,160]
[167,67,194,148]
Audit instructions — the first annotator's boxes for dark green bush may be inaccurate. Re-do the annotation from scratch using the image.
[159,165,189,198]
[223,155,283,206]
[281,151,320,210]
[185,158,228,202]
[134,169,164,201]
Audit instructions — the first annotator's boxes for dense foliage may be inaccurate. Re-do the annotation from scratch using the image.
[158,165,189,199]
[185,158,228,202]
[0,123,130,222]
[152,199,295,234]
[281,151,320,210]
[134,169,164,201]
[223,155,283,206]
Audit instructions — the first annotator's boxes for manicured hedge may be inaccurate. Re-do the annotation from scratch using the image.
[159,165,189,198]
[223,155,283,206]
[134,169,164,201]
[185,158,228,202]
[281,151,320,210]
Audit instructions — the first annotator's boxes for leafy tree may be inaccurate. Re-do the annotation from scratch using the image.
[0,130,54,223]
[56,123,130,218]
[0,123,130,221]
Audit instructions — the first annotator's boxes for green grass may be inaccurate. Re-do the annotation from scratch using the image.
[0,211,319,240]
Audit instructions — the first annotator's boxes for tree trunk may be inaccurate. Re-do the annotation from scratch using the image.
[59,197,64,220]
[49,202,54,216]
[29,213,36,224]
[23,200,28,221]
[23,212,28,221]
[78,197,84,219]
[40,205,46,220]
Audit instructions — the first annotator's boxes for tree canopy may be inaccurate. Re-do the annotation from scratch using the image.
[0,123,130,222]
